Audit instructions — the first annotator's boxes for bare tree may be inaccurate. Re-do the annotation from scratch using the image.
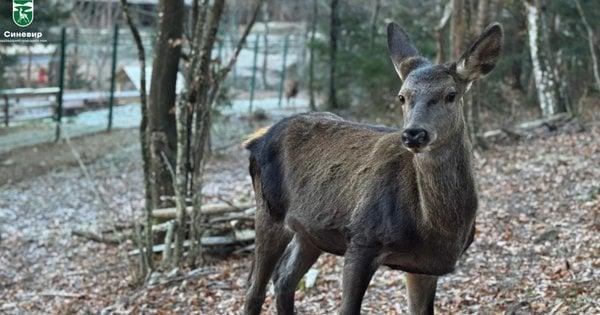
[120,0,153,274]
[308,0,318,111]
[574,0,600,93]
[329,0,339,109]
[261,1,269,89]
[471,0,490,149]
[525,0,564,117]
[171,0,264,266]
[147,0,185,210]
[370,0,381,42]
[435,0,452,64]
[450,0,465,61]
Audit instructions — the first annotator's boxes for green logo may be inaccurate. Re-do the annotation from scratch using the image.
[12,0,34,27]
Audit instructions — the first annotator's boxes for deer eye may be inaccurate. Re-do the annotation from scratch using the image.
[398,95,406,105]
[445,92,457,103]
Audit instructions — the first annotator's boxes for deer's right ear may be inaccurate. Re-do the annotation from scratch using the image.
[387,22,426,81]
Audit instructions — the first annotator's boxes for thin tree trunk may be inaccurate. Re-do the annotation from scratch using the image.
[185,0,264,266]
[308,0,317,111]
[370,0,381,43]
[181,0,226,267]
[475,0,489,34]
[147,0,184,210]
[471,0,489,149]
[27,47,32,86]
[329,0,339,110]
[261,2,269,89]
[451,0,479,147]
[450,0,465,60]
[435,0,452,64]
[173,93,189,267]
[120,0,153,274]
[574,0,600,93]
[525,0,563,117]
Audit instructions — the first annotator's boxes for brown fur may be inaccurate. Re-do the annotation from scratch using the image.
[242,127,269,149]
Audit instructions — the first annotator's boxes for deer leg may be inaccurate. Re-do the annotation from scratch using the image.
[339,245,379,315]
[405,273,438,315]
[244,211,292,315]
[273,235,321,315]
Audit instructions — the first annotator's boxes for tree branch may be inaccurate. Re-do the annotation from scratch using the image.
[217,0,265,82]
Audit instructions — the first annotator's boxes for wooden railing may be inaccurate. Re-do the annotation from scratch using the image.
[0,87,60,127]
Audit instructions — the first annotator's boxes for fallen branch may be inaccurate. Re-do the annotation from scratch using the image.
[37,291,86,299]
[152,202,254,219]
[209,213,255,224]
[128,229,255,256]
[481,113,571,141]
[209,207,256,224]
[151,267,217,287]
[72,230,124,245]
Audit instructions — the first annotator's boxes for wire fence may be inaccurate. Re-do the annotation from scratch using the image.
[0,23,309,148]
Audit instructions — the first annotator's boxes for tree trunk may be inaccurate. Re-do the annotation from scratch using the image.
[525,0,563,117]
[182,0,226,267]
[435,0,452,64]
[308,0,317,111]
[183,0,263,266]
[120,0,153,274]
[450,0,465,61]
[328,0,339,110]
[451,0,479,147]
[370,0,381,43]
[261,2,269,89]
[574,0,600,93]
[147,0,184,210]
[173,94,189,267]
[471,0,489,149]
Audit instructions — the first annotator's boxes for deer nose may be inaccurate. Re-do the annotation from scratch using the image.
[402,128,429,149]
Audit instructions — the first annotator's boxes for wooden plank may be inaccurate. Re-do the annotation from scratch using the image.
[12,114,54,122]
[0,87,60,97]
[11,101,55,110]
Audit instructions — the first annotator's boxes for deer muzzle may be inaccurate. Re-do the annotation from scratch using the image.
[401,128,430,151]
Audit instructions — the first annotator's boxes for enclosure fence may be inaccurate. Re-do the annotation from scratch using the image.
[0,23,309,143]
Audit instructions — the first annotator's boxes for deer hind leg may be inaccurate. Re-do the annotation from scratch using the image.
[272,234,321,315]
[405,273,438,315]
[244,200,292,315]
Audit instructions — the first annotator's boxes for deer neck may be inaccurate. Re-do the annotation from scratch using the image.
[412,132,477,236]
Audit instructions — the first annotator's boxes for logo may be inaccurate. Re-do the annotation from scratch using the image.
[12,0,34,28]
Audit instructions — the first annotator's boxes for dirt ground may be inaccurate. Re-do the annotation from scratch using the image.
[0,119,599,314]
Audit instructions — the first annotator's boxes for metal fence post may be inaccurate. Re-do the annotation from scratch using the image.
[3,95,8,127]
[218,40,223,69]
[249,34,259,113]
[55,27,66,142]
[278,35,289,107]
[107,24,119,131]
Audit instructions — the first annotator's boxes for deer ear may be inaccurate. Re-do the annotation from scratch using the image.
[456,23,504,82]
[387,22,426,81]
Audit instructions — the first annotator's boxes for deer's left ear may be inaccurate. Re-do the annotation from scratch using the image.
[456,23,503,82]
[387,22,428,81]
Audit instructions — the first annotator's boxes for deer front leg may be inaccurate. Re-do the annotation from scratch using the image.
[406,273,438,315]
[339,244,379,315]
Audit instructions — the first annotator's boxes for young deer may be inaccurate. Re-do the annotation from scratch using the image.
[243,22,503,315]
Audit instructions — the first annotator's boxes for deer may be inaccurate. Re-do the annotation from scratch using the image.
[284,78,299,107]
[242,21,503,315]
[17,7,30,24]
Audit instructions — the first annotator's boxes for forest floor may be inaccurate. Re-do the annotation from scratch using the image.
[0,117,598,314]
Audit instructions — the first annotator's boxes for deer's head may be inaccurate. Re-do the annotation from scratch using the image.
[387,22,503,153]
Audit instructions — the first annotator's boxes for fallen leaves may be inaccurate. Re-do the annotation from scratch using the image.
[1,123,599,314]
